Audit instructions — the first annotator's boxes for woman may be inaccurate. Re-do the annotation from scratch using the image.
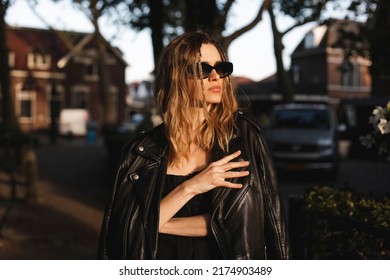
[98,31,290,260]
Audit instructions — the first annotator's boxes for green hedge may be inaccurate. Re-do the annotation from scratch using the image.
[302,186,390,259]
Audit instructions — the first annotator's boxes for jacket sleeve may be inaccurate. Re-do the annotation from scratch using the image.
[253,121,291,259]
[97,146,130,259]
[97,139,145,259]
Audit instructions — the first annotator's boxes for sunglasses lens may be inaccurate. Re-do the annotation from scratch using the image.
[201,63,213,79]
[216,62,233,78]
[199,62,233,79]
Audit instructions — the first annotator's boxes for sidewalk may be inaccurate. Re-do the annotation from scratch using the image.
[0,137,113,260]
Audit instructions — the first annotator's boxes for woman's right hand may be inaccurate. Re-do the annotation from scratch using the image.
[184,150,250,195]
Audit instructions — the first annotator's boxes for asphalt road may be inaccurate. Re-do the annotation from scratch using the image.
[0,137,111,259]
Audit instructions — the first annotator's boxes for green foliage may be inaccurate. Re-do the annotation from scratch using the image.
[303,186,390,259]
[275,0,332,21]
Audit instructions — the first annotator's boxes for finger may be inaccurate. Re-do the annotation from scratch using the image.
[223,170,250,179]
[214,150,242,166]
[221,181,244,189]
[222,160,250,172]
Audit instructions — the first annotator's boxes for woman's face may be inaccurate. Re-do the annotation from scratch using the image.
[195,43,225,105]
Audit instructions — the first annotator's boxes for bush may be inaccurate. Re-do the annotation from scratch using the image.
[302,186,390,259]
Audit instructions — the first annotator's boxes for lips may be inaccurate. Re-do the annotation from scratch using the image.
[208,86,222,93]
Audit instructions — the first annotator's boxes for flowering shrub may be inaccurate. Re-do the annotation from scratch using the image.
[359,101,390,161]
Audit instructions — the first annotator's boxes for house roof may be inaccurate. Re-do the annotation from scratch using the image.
[292,19,368,55]
[57,33,128,68]
[7,26,128,69]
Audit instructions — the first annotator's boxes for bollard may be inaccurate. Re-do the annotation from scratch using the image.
[21,146,38,202]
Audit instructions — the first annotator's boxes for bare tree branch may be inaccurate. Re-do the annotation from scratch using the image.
[222,0,272,50]
[222,0,235,16]
[26,0,76,50]
[280,0,330,37]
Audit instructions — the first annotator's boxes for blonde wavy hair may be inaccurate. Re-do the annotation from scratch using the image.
[155,31,237,165]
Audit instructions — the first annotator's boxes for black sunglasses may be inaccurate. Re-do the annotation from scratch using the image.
[194,61,233,79]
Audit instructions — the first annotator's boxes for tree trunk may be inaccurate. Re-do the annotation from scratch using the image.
[368,0,390,97]
[268,5,294,103]
[221,0,271,52]
[149,0,164,68]
[0,0,18,132]
[185,0,217,33]
[91,0,111,126]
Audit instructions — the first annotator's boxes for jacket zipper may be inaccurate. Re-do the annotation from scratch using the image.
[210,186,230,258]
[223,183,249,219]
[210,166,249,259]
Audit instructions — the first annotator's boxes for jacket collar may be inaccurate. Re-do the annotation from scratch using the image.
[133,123,168,161]
[135,114,244,162]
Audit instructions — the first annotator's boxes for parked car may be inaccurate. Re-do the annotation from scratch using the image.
[266,103,340,175]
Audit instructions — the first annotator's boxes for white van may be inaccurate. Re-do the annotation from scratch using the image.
[59,109,89,136]
[266,103,340,175]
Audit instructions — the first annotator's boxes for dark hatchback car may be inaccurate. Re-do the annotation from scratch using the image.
[265,103,340,175]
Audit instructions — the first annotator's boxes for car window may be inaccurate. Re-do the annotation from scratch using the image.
[270,109,331,130]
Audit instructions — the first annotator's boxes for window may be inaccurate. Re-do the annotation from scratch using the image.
[27,52,51,69]
[341,62,361,87]
[292,64,300,84]
[17,88,35,122]
[73,91,87,109]
[270,109,331,130]
[86,61,99,77]
[8,52,15,67]
[304,32,314,49]
[84,60,99,81]
[72,86,89,109]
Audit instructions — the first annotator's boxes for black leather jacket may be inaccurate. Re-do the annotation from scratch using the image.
[98,111,290,259]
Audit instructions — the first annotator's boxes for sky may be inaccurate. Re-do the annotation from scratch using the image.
[5,0,317,84]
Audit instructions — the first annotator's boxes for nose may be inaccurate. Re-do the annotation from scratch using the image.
[208,69,220,81]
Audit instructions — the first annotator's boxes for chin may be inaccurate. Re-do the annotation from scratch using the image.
[206,94,222,104]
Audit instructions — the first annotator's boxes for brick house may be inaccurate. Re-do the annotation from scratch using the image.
[6,26,128,133]
[237,19,372,119]
[290,19,371,101]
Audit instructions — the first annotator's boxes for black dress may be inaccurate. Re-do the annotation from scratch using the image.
[156,173,222,260]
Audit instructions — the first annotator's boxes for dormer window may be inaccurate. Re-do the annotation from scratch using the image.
[304,32,314,49]
[303,26,326,50]
[86,61,99,77]
[27,52,51,70]
[84,60,99,81]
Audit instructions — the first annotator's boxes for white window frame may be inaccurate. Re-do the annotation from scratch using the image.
[27,52,51,70]
[8,51,15,68]
[341,61,361,87]
[15,83,36,123]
